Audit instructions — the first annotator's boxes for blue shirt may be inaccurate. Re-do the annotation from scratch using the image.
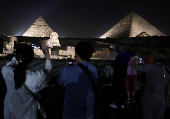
[113,51,130,75]
[57,62,98,118]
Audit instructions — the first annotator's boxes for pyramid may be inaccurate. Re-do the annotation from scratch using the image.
[22,16,54,37]
[100,12,166,38]
[136,31,150,37]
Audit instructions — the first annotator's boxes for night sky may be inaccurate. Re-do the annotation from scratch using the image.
[0,0,169,38]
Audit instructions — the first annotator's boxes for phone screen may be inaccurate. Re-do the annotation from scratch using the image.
[68,58,73,65]
[69,61,73,64]
[32,44,42,49]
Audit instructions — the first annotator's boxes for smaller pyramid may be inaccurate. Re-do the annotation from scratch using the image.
[100,12,166,38]
[136,31,150,37]
[22,16,54,37]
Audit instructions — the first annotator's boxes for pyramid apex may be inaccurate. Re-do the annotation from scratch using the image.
[22,16,54,37]
[130,12,136,14]
[129,12,138,16]
[36,16,45,22]
[37,16,43,19]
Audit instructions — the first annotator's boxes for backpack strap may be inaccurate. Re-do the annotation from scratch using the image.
[77,63,97,92]
[156,64,170,77]
[22,83,46,118]
[23,83,40,101]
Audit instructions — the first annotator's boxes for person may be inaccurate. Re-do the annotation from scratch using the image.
[131,49,170,119]
[109,44,130,109]
[146,52,155,64]
[57,41,99,119]
[0,54,15,118]
[125,50,139,103]
[1,43,53,119]
[4,54,15,64]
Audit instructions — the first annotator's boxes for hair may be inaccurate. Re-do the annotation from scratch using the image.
[14,44,34,89]
[75,41,94,61]
[5,54,15,61]
[153,49,168,64]
[119,43,128,52]
[127,49,134,57]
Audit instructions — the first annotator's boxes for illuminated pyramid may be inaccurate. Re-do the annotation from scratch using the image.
[22,16,54,37]
[100,12,166,38]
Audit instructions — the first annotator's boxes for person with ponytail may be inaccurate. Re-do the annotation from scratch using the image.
[131,49,170,119]
[1,43,53,119]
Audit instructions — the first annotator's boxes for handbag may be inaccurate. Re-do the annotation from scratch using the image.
[77,63,104,119]
[22,83,46,119]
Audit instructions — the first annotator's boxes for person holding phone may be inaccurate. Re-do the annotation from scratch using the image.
[131,49,170,119]
[57,41,100,119]
[109,44,130,109]
[1,43,53,119]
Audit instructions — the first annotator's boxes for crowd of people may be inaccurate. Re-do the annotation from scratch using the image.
[0,41,170,119]
[108,44,170,119]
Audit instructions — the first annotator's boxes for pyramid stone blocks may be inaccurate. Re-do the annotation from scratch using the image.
[101,12,166,38]
[23,16,53,37]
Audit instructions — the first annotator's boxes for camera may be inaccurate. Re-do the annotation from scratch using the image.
[31,43,42,49]
[68,58,73,66]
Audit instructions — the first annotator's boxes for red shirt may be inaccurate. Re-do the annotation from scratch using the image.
[147,56,155,64]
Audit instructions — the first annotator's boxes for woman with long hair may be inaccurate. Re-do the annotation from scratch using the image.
[1,43,53,119]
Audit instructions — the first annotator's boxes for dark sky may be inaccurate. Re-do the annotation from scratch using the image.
[0,0,169,38]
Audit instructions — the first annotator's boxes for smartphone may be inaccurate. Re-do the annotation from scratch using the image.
[139,57,143,64]
[31,44,42,49]
[68,58,73,66]
[110,46,113,49]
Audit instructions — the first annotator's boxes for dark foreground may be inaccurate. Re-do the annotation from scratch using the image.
[1,59,170,119]
[39,84,170,119]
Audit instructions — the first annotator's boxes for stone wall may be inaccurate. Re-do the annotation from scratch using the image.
[3,36,17,54]
[58,46,75,57]
[92,48,110,58]
[34,48,51,58]
[51,46,113,59]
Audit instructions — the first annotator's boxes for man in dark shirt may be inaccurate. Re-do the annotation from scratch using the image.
[110,44,130,109]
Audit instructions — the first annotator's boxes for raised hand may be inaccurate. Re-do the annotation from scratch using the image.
[41,43,50,60]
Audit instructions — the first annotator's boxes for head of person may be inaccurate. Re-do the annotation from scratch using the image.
[75,41,94,63]
[119,44,128,52]
[5,54,15,64]
[153,49,168,65]
[146,53,155,64]
[128,50,134,57]
[14,43,34,89]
